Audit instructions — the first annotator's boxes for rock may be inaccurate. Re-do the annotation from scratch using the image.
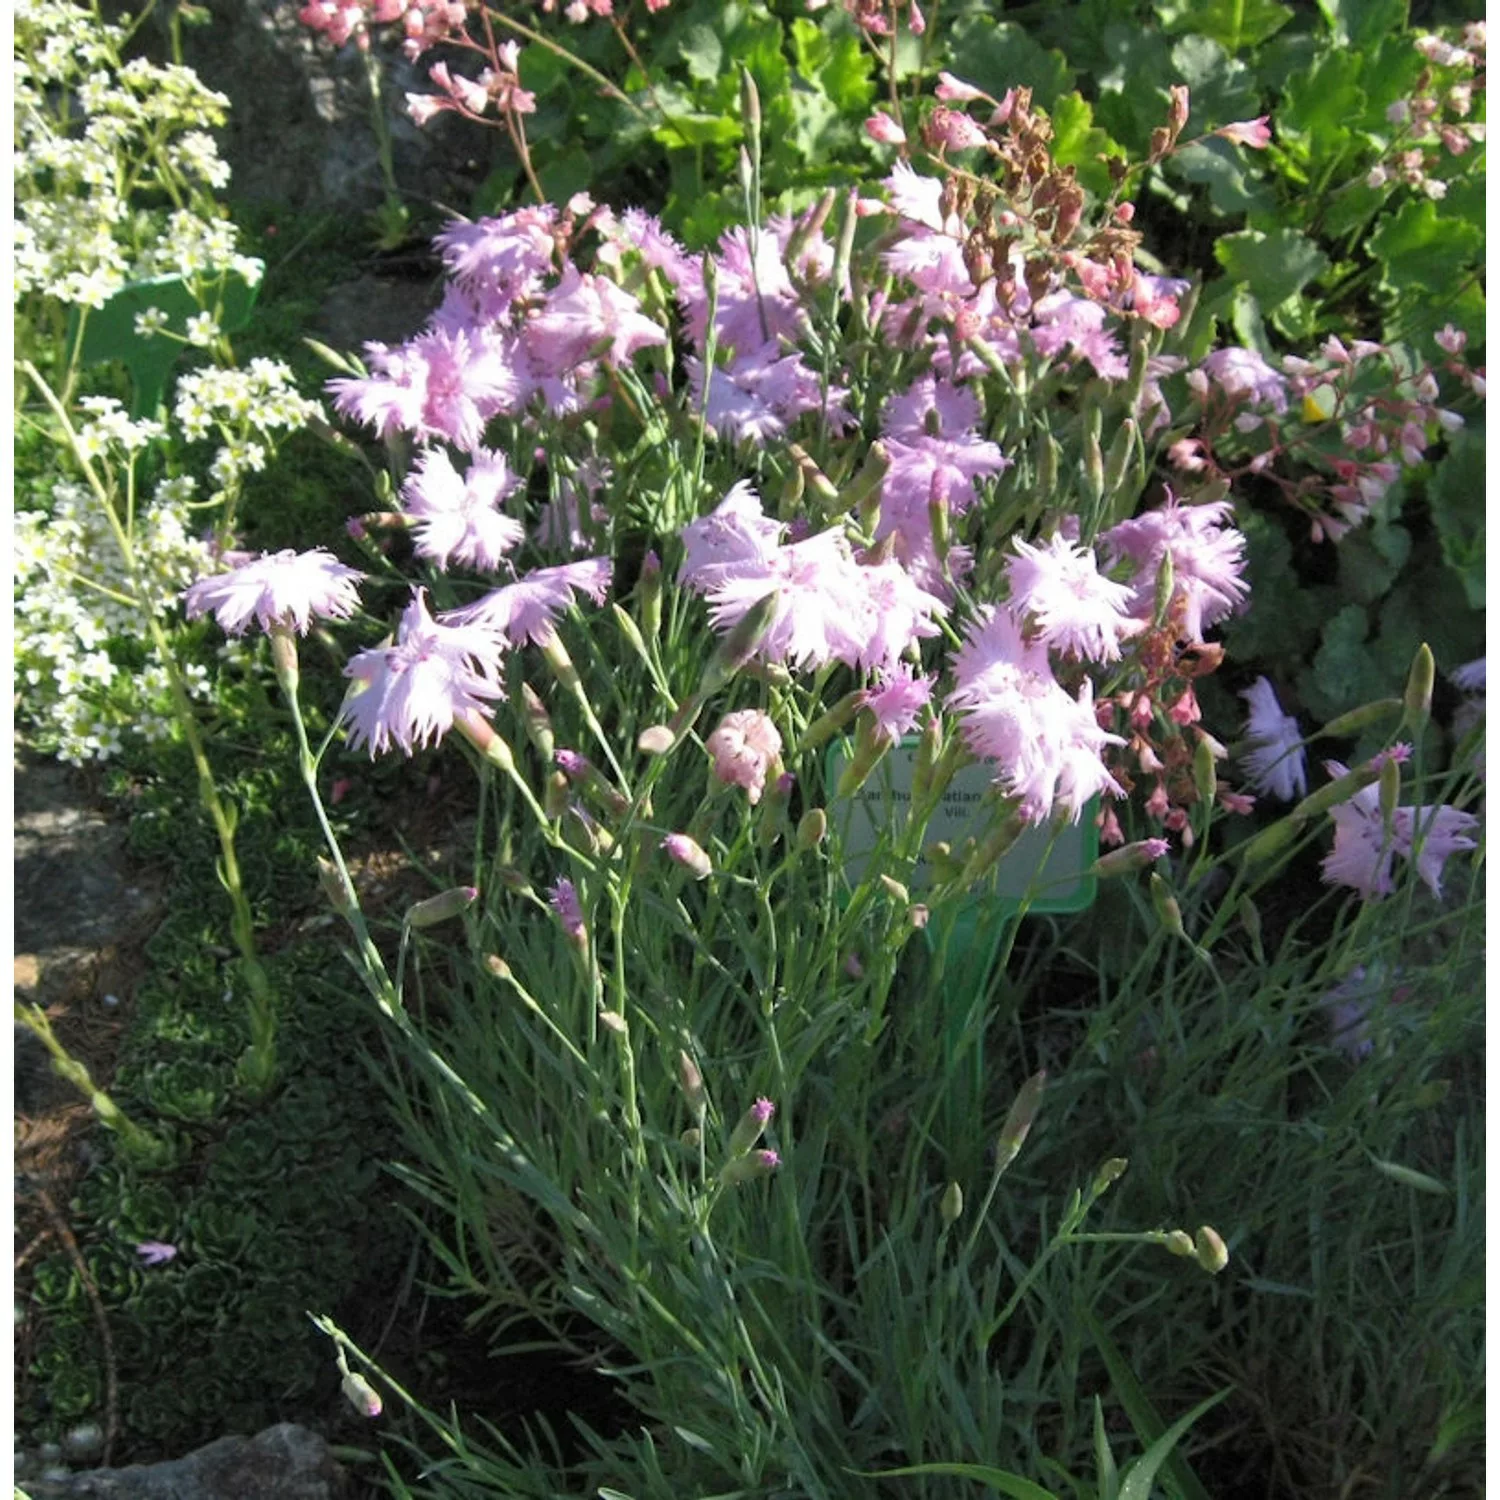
[21,1423,347,1500]
[160,1,489,217]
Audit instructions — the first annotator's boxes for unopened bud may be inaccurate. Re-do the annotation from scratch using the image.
[704,589,780,693]
[1402,642,1435,733]
[1318,697,1402,739]
[316,857,351,915]
[1150,873,1186,939]
[878,874,910,905]
[484,953,512,980]
[662,832,712,879]
[1035,430,1059,496]
[1152,549,1176,627]
[721,1147,779,1185]
[796,808,828,850]
[1194,1224,1229,1274]
[995,1070,1046,1173]
[681,1126,702,1149]
[1102,418,1137,497]
[1090,1156,1129,1197]
[678,1050,705,1113]
[739,63,761,138]
[799,689,865,754]
[341,1372,383,1419]
[1164,1229,1196,1258]
[1089,838,1170,878]
[599,1009,628,1034]
[1237,895,1262,947]
[841,440,891,518]
[940,1180,964,1225]
[612,603,651,665]
[405,885,478,928]
[1378,754,1402,825]
[544,770,570,819]
[727,1096,775,1156]
[638,550,662,639]
[1082,428,1104,504]
[1240,815,1299,866]
[1290,763,1380,823]
[908,903,930,930]
[520,683,554,762]
[1193,734,1217,808]
[638,724,676,755]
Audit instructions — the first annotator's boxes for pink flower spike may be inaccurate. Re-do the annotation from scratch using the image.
[1217,116,1272,148]
[183,548,364,636]
[135,1240,178,1267]
[340,589,506,758]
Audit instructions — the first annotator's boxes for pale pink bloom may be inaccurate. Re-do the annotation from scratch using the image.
[406,92,449,126]
[678,482,784,593]
[1393,803,1480,898]
[947,606,1124,824]
[706,709,783,803]
[881,160,957,234]
[1238,677,1307,801]
[865,111,907,145]
[340,590,506,756]
[1217,116,1272,148]
[433,208,557,320]
[1100,491,1249,643]
[329,328,520,449]
[704,528,870,670]
[183,548,364,635]
[135,1240,178,1267]
[525,265,666,375]
[1198,347,1288,413]
[860,663,933,744]
[1317,760,1475,900]
[612,208,695,285]
[402,447,524,571]
[674,226,808,355]
[442,557,613,645]
[1004,533,1136,663]
[1029,293,1128,380]
[690,342,854,444]
[854,557,947,669]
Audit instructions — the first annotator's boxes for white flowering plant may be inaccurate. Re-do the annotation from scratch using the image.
[155,44,1485,1492]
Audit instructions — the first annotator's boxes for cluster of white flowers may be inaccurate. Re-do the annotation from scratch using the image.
[14,478,250,765]
[174,359,327,501]
[13,0,261,310]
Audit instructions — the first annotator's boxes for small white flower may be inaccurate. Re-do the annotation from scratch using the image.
[1238,677,1307,801]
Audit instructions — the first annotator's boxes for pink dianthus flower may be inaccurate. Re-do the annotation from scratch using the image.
[706,709,783,803]
[340,589,506,757]
[441,557,613,646]
[183,548,364,635]
[1004,533,1136,663]
[402,446,524,571]
[1238,677,1307,801]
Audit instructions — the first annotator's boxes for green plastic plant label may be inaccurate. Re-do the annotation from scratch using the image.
[824,736,1098,914]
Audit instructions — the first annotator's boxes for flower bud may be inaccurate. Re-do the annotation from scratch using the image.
[798,689,865,755]
[796,808,828,850]
[1290,763,1380,823]
[940,1181,964,1225]
[739,63,761,139]
[1089,838,1170,878]
[341,1371,383,1418]
[637,550,662,640]
[519,683,554,762]
[662,833,712,880]
[1193,735,1218,809]
[1164,1229,1196,1258]
[1152,548,1176,627]
[681,1126,702,1149]
[1402,642,1435,733]
[879,874,910,905]
[678,1050,706,1113]
[721,1148,780,1185]
[405,885,478,928]
[638,724,676,755]
[599,1009,628,1034]
[995,1070,1046,1173]
[1102,418,1137,497]
[727,1096,775,1156]
[1378,754,1402,826]
[1194,1225,1230,1274]
[1090,1156,1129,1197]
[1237,895,1262,947]
[840,440,891,519]
[317,857,352,915]
[612,602,651,667]
[703,589,780,694]
[1240,815,1300,866]
[1318,700,1405,742]
[1150,873,1186,939]
[484,952,512,980]
[1082,428,1104,505]
[544,770,570,819]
